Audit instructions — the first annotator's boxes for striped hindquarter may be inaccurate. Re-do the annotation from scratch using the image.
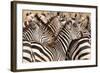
[66,37,91,60]
[23,40,65,63]
[23,40,33,62]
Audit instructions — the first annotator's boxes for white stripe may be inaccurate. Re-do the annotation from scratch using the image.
[23,52,32,60]
[23,46,32,52]
[80,54,91,60]
[72,42,90,59]
[32,49,50,61]
[31,44,51,61]
[75,48,91,59]
[23,59,31,63]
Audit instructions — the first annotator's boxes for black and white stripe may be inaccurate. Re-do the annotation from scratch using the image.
[23,13,55,45]
[52,18,82,58]
[23,40,33,62]
[66,37,91,60]
[22,12,85,62]
[22,40,65,62]
[54,25,72,57]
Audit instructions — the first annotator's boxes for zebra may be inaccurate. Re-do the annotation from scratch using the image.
[22,40,65,63]
[36,12,83,59]
[23,12,55,46]
[22,12,83,62]
[65,37,91,60]
[53,19,82,59]
[22,12,66,62]
[50,13,91,60]
[65,15,91,60]
[23,40,33,62]
[37,12,83,60]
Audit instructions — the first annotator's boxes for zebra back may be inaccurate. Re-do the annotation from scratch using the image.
[23,40,65,62]
[66,37,91,60]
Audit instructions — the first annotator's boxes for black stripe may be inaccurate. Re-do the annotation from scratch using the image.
[78,52,90,60]
[34,52,46,61]
[66,51,71,60]
[25,32,31,41]
[82,58,89,60]
[28,28,33,39]
[26,30,33,40]
[59,34,69,51]
[71,39,89,56]
[62,28,71,40]
[23,57,31,62]
[42,46,53,61]
[23,43,31,47]
[60,30,70,44]
[23,49,31,55]
[31,45,51,61]
[73,46,90,59]
[58,36,67,53]
[68,39,78,52]
[35,59,41,62]
[48,24,56,33]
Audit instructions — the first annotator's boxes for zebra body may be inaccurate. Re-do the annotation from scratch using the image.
[23,40,65,62]
[22,24,73,62]
[66,37,91,60]
[22,12,88,62]
[52,17,83,58]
